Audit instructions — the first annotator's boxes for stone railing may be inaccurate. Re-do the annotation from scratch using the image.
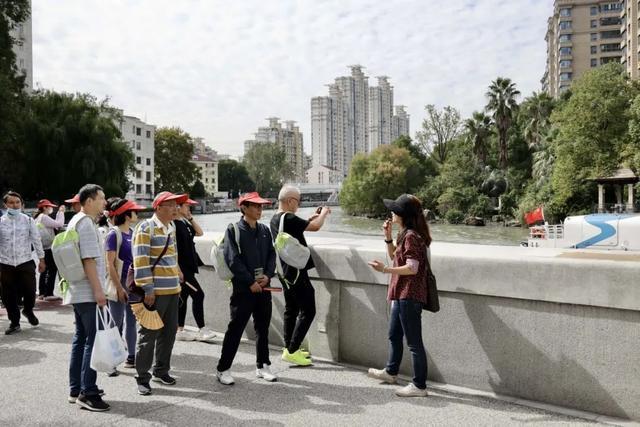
[193,233,640,421]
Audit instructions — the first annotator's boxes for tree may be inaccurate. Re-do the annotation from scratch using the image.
[190,179,206,198]
[520,91,555,150]
[341,145,422,217]
[464,111,493,166]
[415,104,462,164]
[154,127,200,194]
[218,159,255,194]
[7,90,133,200]
[391,135,437,183]
[242,142,293,195]
[0,0,30,192]
[486,77,520,169]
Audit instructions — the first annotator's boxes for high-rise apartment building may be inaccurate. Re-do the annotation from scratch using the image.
[391,105,411,142]
[544,1,623,97]
[244,118,305,181]
[9,0,33,90]
[621,0,640,78]
[311,66,408,178]
[117,115,156,203]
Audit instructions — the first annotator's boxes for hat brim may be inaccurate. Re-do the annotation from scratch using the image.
[383,199,403,215]
[153,193,186,209]
[65,197,80,204]
[185,198,199,205]
[39,203,58,208]
[240,198,272,205]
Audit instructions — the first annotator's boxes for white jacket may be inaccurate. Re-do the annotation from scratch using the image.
[0,212,45,266]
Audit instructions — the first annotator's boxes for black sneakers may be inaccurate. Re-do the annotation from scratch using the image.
[76,394,110,412]
[5,324,21,335]
[22,310,39,326]
[137,383,152,396]
[152,374,176,385]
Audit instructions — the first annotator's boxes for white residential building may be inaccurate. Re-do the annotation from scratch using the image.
[391,105,411,142]
[9,0,33,90]
[191,153,218,195]
[369,76,394,150]
[117,115,156,203]
[306,164,342,185]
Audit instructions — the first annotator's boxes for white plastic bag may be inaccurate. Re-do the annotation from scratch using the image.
[90,305,127,372]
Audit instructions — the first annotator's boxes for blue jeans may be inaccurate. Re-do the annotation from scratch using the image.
[69,302,99,396]
[110,301,137,358]
[385,299,427,389]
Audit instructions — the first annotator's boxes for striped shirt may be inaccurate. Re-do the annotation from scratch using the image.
[133,215,180,296]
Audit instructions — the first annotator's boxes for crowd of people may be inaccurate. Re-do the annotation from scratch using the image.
[0,184,433,412]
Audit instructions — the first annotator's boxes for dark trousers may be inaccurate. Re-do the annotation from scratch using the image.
[135,294,179,384]
[0,261,36,326]
[217,292,272,371]
[178,273,205,328]
[283,271,316,353]
[385,299,428,389]
[38,249,58,297]
[69,302,99,396]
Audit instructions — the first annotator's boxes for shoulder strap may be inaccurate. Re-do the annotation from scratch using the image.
[151,230,171,272]
[232,222,240,254]
[67,212,88,231]
[279,212,289,234]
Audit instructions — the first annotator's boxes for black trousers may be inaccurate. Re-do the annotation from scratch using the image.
[283,270,316,353]
[38,249,58,297]
[217,292,272,371]
[178,273,205,328]
[0,261,37,326]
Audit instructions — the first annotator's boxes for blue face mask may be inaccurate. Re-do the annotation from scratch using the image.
[6,208,21,217]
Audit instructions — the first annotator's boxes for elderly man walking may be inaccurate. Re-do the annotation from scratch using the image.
[0,191,45,335]
[133,191,184,396]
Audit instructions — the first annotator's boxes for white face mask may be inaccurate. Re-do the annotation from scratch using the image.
[45,207,54,215]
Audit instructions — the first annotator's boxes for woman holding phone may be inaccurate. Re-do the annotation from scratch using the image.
[367,194,431,397]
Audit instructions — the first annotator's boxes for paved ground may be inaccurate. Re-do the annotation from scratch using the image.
[0,301,624,426]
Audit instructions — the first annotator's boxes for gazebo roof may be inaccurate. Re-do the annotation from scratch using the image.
[593,167,639,184]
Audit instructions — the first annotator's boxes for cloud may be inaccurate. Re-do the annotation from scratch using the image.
[32,0,554,158]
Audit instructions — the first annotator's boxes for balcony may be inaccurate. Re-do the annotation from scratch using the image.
[600,17,621,26]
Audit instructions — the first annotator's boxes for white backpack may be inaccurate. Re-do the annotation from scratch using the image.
[51,212,92,283]
[210,222,240,282]
[274,212,310,287]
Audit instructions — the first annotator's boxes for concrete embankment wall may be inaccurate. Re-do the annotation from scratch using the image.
[193,233,640,420]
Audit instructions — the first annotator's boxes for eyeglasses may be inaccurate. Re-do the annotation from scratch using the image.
[246,202,264,209]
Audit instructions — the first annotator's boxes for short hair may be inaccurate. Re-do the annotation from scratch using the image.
[78,184,104,205]
[278,185,300,201]
[106,197,132,226]
[3,191,23,204]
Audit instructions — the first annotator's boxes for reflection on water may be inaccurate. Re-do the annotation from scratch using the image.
[195,207,527,246]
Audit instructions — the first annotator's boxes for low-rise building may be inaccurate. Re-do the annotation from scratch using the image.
[306,164,342,185]
[117,114,155,204]
[191,153,218,195]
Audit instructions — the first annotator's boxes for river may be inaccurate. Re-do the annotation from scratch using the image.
[195,207,527,246]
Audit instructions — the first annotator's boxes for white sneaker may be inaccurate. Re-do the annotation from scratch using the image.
[256,365,277,382]
[216,370,235,385]
[176,330,196,341]
[195,328,216,343]
[367,368,397,384]
[395,383,428,397]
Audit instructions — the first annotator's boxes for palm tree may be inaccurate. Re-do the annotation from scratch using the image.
[485,77,520,169]
[521,91,554,151]
[464,111,493,166]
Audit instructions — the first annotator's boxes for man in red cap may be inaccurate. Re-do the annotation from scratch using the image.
[65,194,82,214]
[132,191,184,396]
[216,192,277,385]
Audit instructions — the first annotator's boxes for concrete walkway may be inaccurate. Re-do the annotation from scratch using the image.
[0,301,625,426]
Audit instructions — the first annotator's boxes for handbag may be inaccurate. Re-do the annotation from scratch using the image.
[423,247,440,313]
[90,305,127,372]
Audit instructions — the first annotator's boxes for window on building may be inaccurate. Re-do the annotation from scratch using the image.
[591,33,598,41]
[591,45,598,54]
[559,59,572,68]
[590,6,598,15]
[559,46,572,56]
[559,34,572,42]
[591,58,598,67]
[146,158,151,166]
[146,184,152,195]
[591,20,598,28]
[205,178,209,183]
[136,184,142,193]
[146,171,151,182]
[600,17,621,26]
[136,141,141,150]
[132,125,136,133]
[559,21,571,30]
[136,127,141,136]
[559,7,571,17]
[146,130,151,138]
[600,56,621,65]
[136,156,141,164]
[559,72,572,81]
[601,43,621,52]
[600,30,620,39]
[136,170,141,179]
[601,3,622,12]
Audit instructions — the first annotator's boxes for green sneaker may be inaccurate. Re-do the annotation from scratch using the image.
[282,349,312,366]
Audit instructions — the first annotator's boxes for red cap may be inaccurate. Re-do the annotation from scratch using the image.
[185,198,199,205]
[37,199,58,209]
[65,194,80,204]
[238,192,271,206]
[152,191,188,209]
[108,199,147,217]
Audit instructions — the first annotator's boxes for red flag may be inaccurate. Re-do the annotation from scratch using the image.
[525,206,544,225]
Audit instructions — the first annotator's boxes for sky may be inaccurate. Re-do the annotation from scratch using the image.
[32,0,554,158]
